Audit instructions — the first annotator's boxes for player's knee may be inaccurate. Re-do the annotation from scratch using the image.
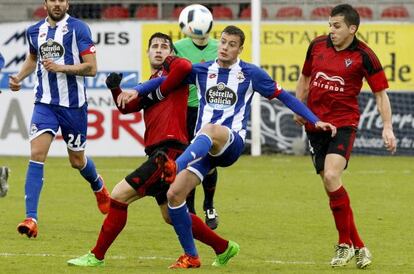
[322,170,340,185]
[69,157,84,169]
[30,149,47,162]
[167,188,182,204]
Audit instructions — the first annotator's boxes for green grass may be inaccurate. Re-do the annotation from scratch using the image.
[0,155,413,273]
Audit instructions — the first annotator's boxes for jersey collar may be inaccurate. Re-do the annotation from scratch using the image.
[327,35,359,51]
[45,13,69,27]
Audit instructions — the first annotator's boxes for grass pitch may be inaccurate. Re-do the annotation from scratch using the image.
[0,155,413,274]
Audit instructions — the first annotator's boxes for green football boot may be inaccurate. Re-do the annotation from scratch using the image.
[67,252,105,267]
[212,240,240,267]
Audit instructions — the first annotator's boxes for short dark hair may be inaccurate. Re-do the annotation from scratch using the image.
[222,25,245,47]
[147,32,175,52]
[331,4,360,29]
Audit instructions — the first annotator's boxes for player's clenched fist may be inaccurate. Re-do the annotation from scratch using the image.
[9,75,21,91]
[105,72,123,90]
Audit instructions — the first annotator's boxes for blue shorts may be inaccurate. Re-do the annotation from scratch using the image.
[29,103,88,151]
[187,129,244,181]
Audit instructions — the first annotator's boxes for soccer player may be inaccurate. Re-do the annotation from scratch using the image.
[0,166,9,198]
[174,25,220,229]
[67,32,239,268]
[9,0,110,238]
[125,25,337,268]
[294,4,396,269]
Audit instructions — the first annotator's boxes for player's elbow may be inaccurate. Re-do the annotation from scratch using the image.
[181,59,192,75]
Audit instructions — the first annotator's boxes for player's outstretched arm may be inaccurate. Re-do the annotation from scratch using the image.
[9,53,37,92]
[294,74,311,126]
[375,90,396,154]
[276,89,336,137]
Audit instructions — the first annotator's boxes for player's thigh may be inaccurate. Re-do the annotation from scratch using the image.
[168,170,200,202]
[111,179,142,204]
[57,104,88,151]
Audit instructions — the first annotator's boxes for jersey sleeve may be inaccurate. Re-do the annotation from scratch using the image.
[361,49,389,92]
[301,41,314,77]
[75,21,96,56]
[251,65,282,99]
[26,27,37,55]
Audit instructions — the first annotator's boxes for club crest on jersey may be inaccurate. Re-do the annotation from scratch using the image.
[236,71,245,83]
[345,58,352,68]
[39,38,65,61]
[205,82,237,110]
[61,24,69,34]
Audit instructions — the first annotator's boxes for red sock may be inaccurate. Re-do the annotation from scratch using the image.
[190,213,228,254]
[328,186,352,246]
[349,208,364,248]
[92,198,128,260]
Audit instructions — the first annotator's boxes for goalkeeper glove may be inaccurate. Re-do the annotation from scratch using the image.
[106,72,123,90]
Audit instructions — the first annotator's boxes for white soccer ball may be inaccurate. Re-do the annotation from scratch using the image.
[178,4,213,39]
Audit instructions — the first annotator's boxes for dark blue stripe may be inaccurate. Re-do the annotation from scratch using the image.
[45,28,60,105]
[223,74,252,128]
[210,67,230,124]
[35,62,43,102]
[63,28,78,107]
[195,72,207,133]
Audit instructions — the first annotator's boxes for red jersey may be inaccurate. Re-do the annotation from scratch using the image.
[143,60,190,149]
[302,35,388,130]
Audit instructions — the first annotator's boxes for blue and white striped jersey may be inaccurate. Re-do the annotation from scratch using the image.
[26,14,95,108]
[187,59,282,141]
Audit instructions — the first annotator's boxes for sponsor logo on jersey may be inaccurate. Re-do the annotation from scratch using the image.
[313,71,345,92]
[39,38,65,61]
[205,82,237,109]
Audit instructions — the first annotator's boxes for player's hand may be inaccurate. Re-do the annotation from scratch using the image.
[106,72,123,90]
[117,90,138,109]
[294,114,307,126]
[42,59,61,73]
[9,75,21,92]
[315,121,337,137]
[162,56,178,72]
[382,127,396,154]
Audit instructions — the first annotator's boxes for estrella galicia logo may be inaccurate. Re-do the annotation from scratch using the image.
[205,82,237,110]
[39,38,65,61]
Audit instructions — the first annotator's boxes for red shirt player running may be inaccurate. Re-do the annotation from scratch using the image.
[295,4,396,270]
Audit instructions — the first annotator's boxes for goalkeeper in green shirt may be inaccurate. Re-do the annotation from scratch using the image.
[174,32,219,230]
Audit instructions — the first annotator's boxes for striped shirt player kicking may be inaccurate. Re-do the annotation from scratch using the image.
[9,0,110,239]
[127,25,337,268]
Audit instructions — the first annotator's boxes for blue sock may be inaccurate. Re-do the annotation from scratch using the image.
[25,161,44,221]
[168,202,198,257]
[176,134,212,173]
[79,157,103,191]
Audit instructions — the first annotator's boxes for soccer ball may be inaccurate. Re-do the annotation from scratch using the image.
[178,4,213,39]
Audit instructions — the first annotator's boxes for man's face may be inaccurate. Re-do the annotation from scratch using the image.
[147,37,172,69]
[45,0,69,22]
[217,32,243,65]
[328,15,356,49]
